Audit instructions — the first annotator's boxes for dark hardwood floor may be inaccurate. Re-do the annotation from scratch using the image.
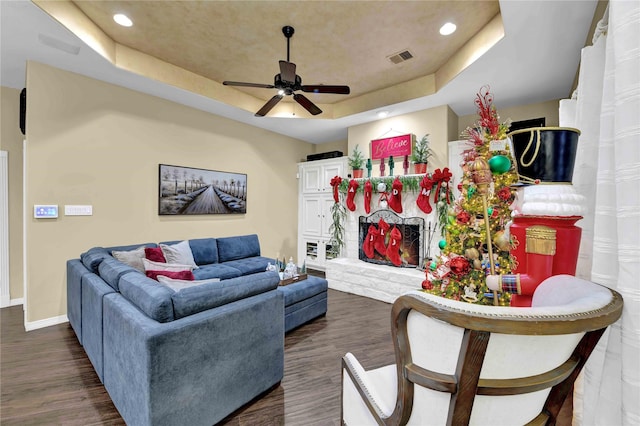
[1,288,572,425]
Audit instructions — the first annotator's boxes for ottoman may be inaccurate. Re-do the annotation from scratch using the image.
[278,275,328,332]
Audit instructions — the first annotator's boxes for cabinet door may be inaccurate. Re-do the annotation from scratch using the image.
[320,162,344,192]
[321,197,336,237]
[301,165,322,194]
[301,196,323,237]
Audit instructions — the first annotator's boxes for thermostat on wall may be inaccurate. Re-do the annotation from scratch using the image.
[34,205,58,219]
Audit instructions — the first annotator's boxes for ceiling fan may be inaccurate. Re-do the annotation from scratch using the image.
[223,26,350,117]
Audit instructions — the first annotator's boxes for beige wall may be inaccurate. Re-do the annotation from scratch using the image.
[1,86,25,301]
[347,105,453,175]
[312,139,347,157]
[24,62,314,324]
[457,99,561,136]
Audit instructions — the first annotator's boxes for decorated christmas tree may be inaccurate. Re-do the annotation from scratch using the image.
[423,86,518,305]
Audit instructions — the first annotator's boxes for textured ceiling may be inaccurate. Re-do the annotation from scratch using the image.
[70,0,499,106]
[1,1,600,143]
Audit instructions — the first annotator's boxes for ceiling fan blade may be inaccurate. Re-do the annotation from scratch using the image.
[255,95,283,117]
[301,85,351,95]
[223,81,275,89]
[293,93,322,116]
[279,60,296,83]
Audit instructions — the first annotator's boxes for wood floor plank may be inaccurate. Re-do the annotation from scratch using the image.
[1,288,573,425]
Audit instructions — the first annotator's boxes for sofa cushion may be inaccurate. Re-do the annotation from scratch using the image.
[144,247,166,263]
[142,258,195,273]
[99,256,139,291]
[157,275,221,292]
[80,247,110,273]
[192,264,242,280]
[118,272,175,323]
[160,240,198,268]
[278,275,328,307]
[106,242,157,255]
[188,238,219,265]
[216,234,260,263]
[146,270,195,281]
[221,256,273,276]
[111,246,146,273]
[171,271,280,319]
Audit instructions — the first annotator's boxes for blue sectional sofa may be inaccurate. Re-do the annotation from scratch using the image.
[67,234,327,426]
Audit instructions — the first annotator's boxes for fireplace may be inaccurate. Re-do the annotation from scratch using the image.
[358,210,425,268]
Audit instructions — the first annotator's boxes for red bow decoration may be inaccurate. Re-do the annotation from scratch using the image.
[431,168,453,205]
[441,167,453,204]
[330,176,342,203]
[431,169,444,204]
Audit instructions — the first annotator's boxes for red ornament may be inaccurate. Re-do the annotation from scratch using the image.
[497,186,513,202]
[456,211,471,225]
[421,279,433,290]
[448,256,471,276]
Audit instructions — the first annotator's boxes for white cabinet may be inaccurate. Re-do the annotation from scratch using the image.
[297,157,347,270]
[300,160,345,193]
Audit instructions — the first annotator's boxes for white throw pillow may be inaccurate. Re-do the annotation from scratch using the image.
[142,258,195,272]
[157,275,221,292]
[112,246,146,272]
[160,241,198,269]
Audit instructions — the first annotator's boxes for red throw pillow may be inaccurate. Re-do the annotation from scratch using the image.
[146,270,194,281]
[145,247,166,263]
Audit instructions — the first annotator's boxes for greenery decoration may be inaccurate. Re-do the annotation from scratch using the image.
[328,200,347,251]
[348,145,365,170]
[410,134,433,164]
[338,175,421,194]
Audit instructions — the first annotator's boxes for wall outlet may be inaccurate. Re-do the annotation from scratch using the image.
[64,205,93,216]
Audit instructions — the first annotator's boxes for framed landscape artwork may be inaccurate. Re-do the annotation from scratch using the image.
[158,164,247,215]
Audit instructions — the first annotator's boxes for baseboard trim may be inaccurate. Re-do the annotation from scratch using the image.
[25,314,68,331]
[10,297,24,307]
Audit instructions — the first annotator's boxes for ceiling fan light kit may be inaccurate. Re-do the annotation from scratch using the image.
[223,26,350,117]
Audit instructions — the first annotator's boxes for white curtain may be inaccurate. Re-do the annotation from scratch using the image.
[559,1,640,425]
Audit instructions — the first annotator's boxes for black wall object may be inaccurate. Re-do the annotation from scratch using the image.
[19,88,26,135]
[306,151,343,161]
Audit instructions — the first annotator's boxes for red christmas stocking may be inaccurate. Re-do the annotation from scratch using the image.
[364,180,372,214]
[362,224,377,258]
[374,219,390,256]
[386,226,402,266]
[388,177,403,213]
[346,179,359,212]
[417,175,435,214]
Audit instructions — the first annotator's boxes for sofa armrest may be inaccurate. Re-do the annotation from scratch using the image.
[102,289,284,426]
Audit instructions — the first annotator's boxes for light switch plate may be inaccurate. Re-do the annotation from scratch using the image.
[64,205,93,216]
[34,205,58,218]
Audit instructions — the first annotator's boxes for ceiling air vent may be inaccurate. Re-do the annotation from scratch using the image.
[387,49,414,64]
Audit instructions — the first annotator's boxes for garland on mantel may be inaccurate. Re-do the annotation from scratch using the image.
[337,174,424,194]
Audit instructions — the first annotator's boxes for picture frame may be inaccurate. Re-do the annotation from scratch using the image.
[158,164,247,215]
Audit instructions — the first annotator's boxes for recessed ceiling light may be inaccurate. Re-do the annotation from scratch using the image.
[113,13,133,27]
[377,111,389,118]
[440,22,456,36]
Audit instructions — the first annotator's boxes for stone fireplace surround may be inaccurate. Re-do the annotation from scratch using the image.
[325,190,441,303]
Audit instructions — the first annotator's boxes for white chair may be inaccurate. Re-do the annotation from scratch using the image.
[341,275,623,425]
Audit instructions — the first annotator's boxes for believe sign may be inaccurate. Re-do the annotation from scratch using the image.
[370,134,414,160]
